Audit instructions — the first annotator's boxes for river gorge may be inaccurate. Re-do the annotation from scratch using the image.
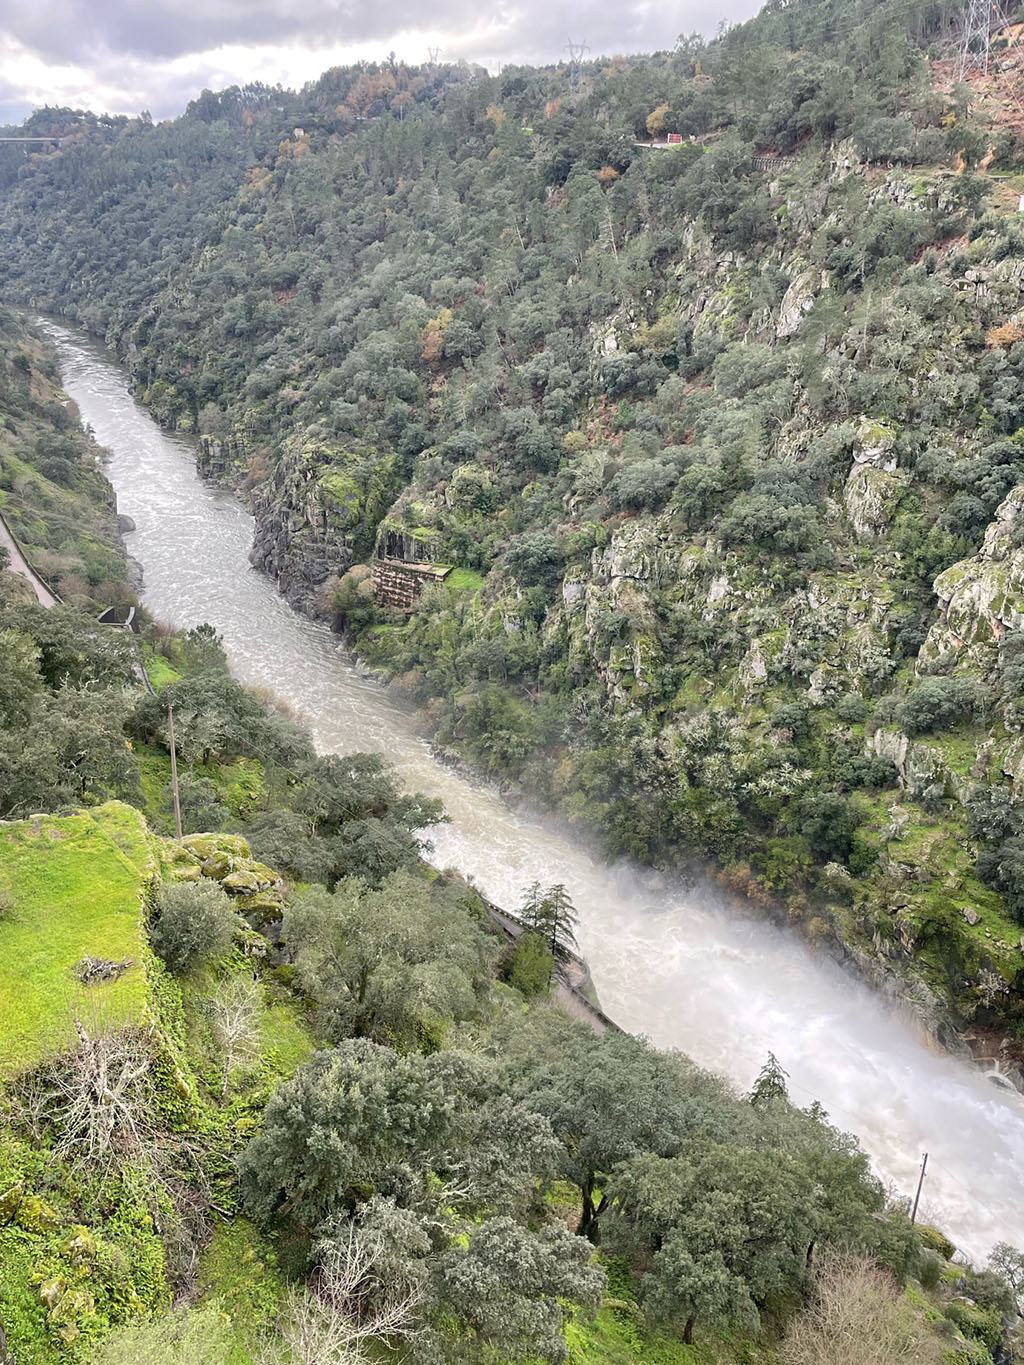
[42,318,1024,1264]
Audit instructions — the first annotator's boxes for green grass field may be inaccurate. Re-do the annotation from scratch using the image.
[0,801,153,1074]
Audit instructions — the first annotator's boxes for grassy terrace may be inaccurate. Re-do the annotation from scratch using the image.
[0,801,153,1075]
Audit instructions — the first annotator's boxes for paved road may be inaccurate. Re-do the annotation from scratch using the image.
[0,511,60,606]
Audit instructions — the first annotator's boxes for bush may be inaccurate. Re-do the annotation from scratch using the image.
[88,1303,235,1365]
[505,531,562,587]
[897,677,986,736]
[149,879,239,973]
[834,693,869,725]
[943,1299,1002,1351]
[505,930,554,997]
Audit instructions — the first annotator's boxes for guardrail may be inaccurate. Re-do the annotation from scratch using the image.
[0,509,62,606]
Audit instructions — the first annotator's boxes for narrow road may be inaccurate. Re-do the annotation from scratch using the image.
[0,511,60,606]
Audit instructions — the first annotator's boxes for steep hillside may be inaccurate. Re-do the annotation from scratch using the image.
[0,306,135,611]
[7,0,1024,1048]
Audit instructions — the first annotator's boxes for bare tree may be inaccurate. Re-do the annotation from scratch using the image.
[782,1248,947,1365]
[209,974,263,1099]
[50,1021,153,1164]
[259,1223,423,1365]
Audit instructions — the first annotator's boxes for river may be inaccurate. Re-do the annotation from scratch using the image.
[42,319,1024,1263]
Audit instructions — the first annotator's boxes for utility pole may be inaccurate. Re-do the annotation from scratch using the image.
[167,702,182,839]
[910,1152,928,1224]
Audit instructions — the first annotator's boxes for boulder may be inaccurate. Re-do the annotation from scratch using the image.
[844,463,907,540]
[776,266,822,339]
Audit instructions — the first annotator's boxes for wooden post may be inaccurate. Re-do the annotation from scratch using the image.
[910,1152,928,1224]
[167,703,182,839]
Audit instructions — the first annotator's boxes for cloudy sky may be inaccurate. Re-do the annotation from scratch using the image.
[0,0,761,125]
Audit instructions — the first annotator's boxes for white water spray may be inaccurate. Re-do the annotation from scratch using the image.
[44,320,1024,1263]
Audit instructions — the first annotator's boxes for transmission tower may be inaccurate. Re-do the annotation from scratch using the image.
[957,0,994,80]
[565,38,588,90]
[427,46,441,66]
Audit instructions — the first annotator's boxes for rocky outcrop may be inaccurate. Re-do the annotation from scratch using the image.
[920,483,1024,666]
[868,727,958,800]
[775,266,823,339]
[249,434,362,613]
[843,418,908,540]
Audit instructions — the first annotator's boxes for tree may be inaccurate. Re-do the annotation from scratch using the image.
[505,532,562,588]
[238,1040,457,1228]
[160,772,228,836]
[0,604,136,688]
[149,879,239,973]
[0,627,41,727]
[209,974,263,1098]
[519,1031,735,1241]
[505,930,554,997]
[262,1220,424,1365]
[519,882,579,958]
[609,1145,817,1342]
[132,671,310,768]
[437,1216,604,1363]
[286,753,444,885]
[988,1242,1024,1309]
[749,1051,789,1107]
[238,1042,560,1231]
[781,1248,947,1365]
[283,869,494,1046]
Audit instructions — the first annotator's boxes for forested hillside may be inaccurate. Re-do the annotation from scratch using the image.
[4,312,1015,1365]
[4,0,1024,1051]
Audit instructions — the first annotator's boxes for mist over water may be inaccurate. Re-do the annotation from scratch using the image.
[45,319,1024,1262]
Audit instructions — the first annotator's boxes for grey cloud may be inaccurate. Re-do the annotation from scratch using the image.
[10,0,481,64]
[1,0,760,122]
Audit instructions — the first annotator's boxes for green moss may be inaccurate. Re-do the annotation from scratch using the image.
[260,994,314,1078]
[0,803,153,1076]
[444,567,486,591]
[139,645,181,691]
[197,1219,286,1361]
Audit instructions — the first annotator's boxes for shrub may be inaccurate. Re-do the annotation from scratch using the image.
[834,693,869,725]
[505,531,562,587]
[943,1299,1002,1351]
[505,930,555,997]
[897,677,986,736]
[89,1303,235,1365]
[149,879,239,973]
[608,458,678,511]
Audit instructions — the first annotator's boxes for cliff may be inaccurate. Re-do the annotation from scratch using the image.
[6,2,1024,1048]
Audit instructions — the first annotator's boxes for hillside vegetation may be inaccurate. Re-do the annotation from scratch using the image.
[0,309,1019,1363]
[6,0,1024,1047]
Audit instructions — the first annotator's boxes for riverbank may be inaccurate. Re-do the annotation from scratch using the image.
[39,315,1024,1260]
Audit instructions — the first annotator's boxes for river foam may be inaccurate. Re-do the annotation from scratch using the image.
[43,318,1024,1262]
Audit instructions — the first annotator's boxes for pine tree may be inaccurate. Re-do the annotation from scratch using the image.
[519,881,579,958]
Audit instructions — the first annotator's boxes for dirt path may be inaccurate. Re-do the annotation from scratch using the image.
[0,512,60,606]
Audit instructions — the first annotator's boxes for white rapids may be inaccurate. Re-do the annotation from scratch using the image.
[43,318,1024,1263]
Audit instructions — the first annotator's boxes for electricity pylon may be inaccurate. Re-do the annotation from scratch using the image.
[957,0,994,79]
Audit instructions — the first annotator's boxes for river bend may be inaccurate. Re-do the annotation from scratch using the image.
[42,319,1024,1261]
